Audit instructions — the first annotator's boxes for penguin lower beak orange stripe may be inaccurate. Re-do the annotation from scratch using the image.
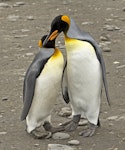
[48,30,59,41]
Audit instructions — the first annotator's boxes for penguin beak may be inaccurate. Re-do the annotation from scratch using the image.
[43,30,59,46]
[48,30,59,41]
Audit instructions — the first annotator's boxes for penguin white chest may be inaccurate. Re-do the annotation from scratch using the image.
[65,39,102,113]
[27,51,64,129]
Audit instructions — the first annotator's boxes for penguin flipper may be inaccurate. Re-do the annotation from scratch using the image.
[94,46,110,106]
[21,49,54,120]
[61,61,70,104]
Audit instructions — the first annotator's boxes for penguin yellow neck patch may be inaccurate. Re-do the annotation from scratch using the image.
[61,15,70,25]
[50,48,61,60]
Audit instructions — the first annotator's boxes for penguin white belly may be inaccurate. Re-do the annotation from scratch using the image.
[65,39,102,125]
[26,55,64,133]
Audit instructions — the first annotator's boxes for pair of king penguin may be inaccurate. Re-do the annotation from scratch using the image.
[21,15,110,138]
[43,15,110,137]
[21,35,64,138]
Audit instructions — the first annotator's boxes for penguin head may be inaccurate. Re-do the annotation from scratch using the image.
[43,15,70,46]
[38,35,55,48]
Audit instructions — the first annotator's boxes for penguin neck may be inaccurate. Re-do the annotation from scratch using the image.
[65,18,89,41]
[51,48,62,59]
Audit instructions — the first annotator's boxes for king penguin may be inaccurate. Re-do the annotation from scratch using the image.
[21,35,64,138]
[43,15,110,137]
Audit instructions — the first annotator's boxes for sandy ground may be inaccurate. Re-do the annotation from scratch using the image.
[0,0,125,150]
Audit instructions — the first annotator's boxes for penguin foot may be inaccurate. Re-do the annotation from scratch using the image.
[79,123,98,137]
[43,121,65,133]
[31,130,52,139]
[64,115,81,132]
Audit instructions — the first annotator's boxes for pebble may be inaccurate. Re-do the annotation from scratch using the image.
[13,2,25,7]
[81,21,93,25]
[100,35,110,41]
[103,47,111,52]
[21,29,30,32]
[0,3,10,8]
[52,132,70,140]
[34,143,39,147]
[116,65,125,69]
[58,107,71,117]
[15,2,25,5]
[117,116,125,121]
[27,16,34,20]
[2,97,8,101]
[103,25,120,31]
[78,119,88,126]
[7,15,20,21]
[122,7,125,11]
[14,35,28,38]
[68,140,80,145]
[107,116,118,121]
[26,53,34,56]
[113,61,120,64]
[48,144,75,150]
[0,132,7,135]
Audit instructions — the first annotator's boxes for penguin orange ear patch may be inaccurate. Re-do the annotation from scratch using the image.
[38,40,42,48]
[61,15,70,25]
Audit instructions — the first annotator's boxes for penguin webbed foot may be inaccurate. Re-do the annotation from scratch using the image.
[62,115,81,132]
[79,123,98,137]
[43,121,65,133]
[31,129,52,139]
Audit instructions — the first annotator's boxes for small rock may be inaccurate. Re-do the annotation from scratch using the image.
[107,116,118,121]
[2,97,8,101]
[26,52,34,56]
[122,7,125,11]
[117,116,125,120]
[13,2,25,7]
[0,3,10,8]
[113,61,120,64]
[7,15,20,21]
[81,21,93,25]
[52,132,70,140]
[0,132,7,135]
[59,107,71,117]
[116,65,125,69]
[21,29,30,32]
[68,140,80,145]
[100,34,110,41]
[103,47,111,52]
[14,35,28,38]
[34,143,39,147]
[78,119,88,126]
[16,2,25,5]
[27,16,34,20]
[48,144,75,150]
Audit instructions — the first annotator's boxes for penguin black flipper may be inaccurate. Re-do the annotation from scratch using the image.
[21,48,54,121]
[61,61,70,104]
[67,18,110,105]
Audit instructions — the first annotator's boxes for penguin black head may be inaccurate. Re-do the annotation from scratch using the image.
[38,35,55,48]
[43,15,70,46]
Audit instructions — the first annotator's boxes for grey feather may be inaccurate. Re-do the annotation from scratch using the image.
[21,48,54,120]
[67,18,110,105]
